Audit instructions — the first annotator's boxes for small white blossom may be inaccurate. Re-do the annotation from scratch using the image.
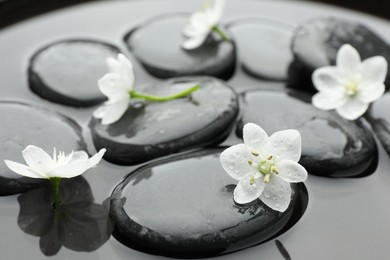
[220,123,307,212]
[4,145,106,179]
[312,44,387,120]
[93,54,134,125]
[182,0,226,50]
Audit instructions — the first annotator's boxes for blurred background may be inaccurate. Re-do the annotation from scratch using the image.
[1,0,390,29]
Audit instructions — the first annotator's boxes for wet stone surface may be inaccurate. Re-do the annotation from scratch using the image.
[89,77,239,165]
[110,148,308,258]
[0,102,85,195]
[367,93,390,158]
[124,14,236,80]
[237,90,378,178]
[290,17,390,90]
[29,40,120,107]
[228,19,293,81]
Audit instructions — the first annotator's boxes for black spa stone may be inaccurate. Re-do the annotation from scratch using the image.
[290,17,390,90]
[237,90,377,178]
[228,19,294,81]
[110,148,308,258]
[0,102,86,195]
[367,93,390,158]
[124,14,236,80]
[29,40,120,107]
[89,77,239,165]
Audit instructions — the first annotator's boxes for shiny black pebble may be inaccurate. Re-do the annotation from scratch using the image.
[110,148,308,258]
[29,39,120,107]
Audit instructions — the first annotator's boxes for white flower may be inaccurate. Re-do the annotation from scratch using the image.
[312,44,387,120]
[93,54,134,125]
[4,145,106,179]
[220,123,307,212]
[182,0,226,50]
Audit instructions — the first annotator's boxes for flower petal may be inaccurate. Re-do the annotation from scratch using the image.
[312,66,344,93]
[65,151,89,164]
[95,98,129,125]
[209,0,225,25]
[98,73,131,99]
[220,144,257,180]
[117,54,135,88]
[358,82,385,103]
[182,32,209,50]
[269,129,302,163]
[312,92,347,110]
[336,99,369,120]
[260,176,291,212]
[337,44,361,76]
[360,56,388,84]
[233,174,265,204]
[243,123,269,154]
[277,160,308,183]
[4,160,45,179]
[88,148,106,167]
[22,145,55,174]
[47,149,105,179]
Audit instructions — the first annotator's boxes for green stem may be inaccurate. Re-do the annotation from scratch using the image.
[212,25,230,41]
[129,84,200,102]
[49,177,61,209]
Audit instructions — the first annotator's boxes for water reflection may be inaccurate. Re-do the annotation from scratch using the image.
[17,176,113,256]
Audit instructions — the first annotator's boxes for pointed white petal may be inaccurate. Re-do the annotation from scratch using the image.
[88,149,106,167]
[4,160,46,179]
[277,160,308,183]
[209,0,225,25]
[337,44,361,75]
[336,99,369,120]
[220,144,257,180]
[312,66,344,93]
[260,176,291,212]
[182,33,209,50]
[65,151,89,164]
[269,129,302,163]
[100,98,129,125]
[233,174,265,204]
[242,123,269,153]
[312,92,347,110]
[360,56,388,84]
[22,145,55,174]
[358,82,385,103]
[117,54,135,88]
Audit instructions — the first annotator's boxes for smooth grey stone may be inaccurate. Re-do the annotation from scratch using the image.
[29,39,120,107]
[367,93,390,158]
[237,90,377,178]
[0,102,86,195]
[110,148,308,258]
[228,18,294,81]
[290,17,390,90]
[124,14,236,80]
[89,77,239,165]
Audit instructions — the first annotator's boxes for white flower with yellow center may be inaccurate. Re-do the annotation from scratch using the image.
[312,44,387,120]
[220,123,307,212]
[182,0,228,50]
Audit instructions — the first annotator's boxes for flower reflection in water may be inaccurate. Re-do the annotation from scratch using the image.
[17,176,113,256]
